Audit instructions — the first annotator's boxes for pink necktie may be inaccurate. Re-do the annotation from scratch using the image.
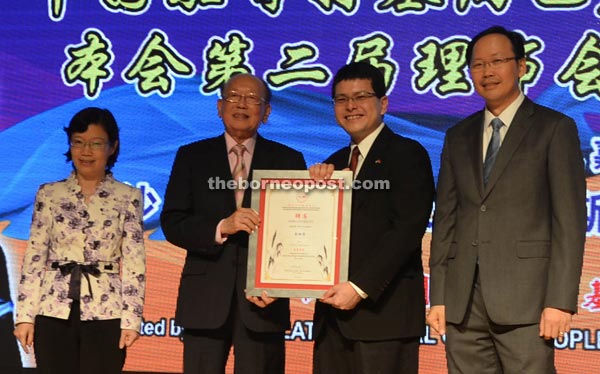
[231,144,247,207]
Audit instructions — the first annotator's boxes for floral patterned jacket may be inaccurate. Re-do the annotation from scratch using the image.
[16,172,146,331]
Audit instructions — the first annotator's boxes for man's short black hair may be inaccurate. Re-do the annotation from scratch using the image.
[466,26,526,66]
[331,61,387,98]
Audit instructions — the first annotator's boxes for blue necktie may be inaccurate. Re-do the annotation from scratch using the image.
[483,118,503,185]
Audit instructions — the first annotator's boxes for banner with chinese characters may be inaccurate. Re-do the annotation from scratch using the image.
[1,1,599,373]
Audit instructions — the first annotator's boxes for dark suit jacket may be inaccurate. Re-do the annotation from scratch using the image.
[0,246,21,370]
[314,125,435,341]
[430,97,586,325]
[161,134,306,332]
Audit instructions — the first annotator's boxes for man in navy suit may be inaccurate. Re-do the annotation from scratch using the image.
[161,73,306,374]
[310,62,435,374]
[428,26,586,373]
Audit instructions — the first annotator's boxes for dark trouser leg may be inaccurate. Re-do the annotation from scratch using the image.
[34,303,80,374]
[80,317,124,374]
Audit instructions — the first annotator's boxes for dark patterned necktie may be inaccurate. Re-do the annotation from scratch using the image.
[483,118,503,185]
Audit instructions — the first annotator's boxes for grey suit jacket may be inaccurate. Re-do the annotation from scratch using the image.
[430,97,586,325]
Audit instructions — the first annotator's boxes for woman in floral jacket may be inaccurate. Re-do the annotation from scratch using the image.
[13,107,146,374]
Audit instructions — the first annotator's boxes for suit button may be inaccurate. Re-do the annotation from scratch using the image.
[471,240,478,246]
[480,205,487,212]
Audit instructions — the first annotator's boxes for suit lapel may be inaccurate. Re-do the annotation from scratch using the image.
[326,145,351,172]
[464,114,485,198]
[325,127,392,209]
[357,126,392,180]
[483,98,535,198]
[248,134,266,180]
[213,135,238,210]
[352,126,392,209]
[244,134,269,207]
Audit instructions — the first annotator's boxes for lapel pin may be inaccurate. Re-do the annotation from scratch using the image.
[375,159,382,164]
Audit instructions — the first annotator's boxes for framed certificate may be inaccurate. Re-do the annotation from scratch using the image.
[246,170,352,298]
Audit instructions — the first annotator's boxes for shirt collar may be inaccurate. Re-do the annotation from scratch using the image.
[484,92,525,129]
[66,171,114,194]
[224,132,257,155]
[353,122,385,158]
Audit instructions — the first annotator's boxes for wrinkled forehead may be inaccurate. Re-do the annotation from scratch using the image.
[223,74,265,95]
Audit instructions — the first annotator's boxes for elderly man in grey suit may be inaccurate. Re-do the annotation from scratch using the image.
[427,26,586,373]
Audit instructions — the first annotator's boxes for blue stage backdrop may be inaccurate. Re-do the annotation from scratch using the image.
[1,2,599,373]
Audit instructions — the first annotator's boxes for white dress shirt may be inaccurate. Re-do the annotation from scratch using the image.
[482,93,525,160]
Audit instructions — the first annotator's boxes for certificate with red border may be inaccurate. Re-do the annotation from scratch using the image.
[246,170,352,298]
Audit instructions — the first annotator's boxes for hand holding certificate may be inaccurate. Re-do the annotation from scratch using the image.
[246,170,352,298]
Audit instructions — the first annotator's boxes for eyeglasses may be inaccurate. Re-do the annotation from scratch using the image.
[70,139,110,150]
[470,57,518,71]
[332,92,378,105]
[222,92,265,105]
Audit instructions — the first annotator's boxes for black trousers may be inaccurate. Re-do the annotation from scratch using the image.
[313,315,419,374]
[182,297,285,374]
[34,301,125,374]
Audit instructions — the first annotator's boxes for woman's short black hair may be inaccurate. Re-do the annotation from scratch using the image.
[64,107,120,170]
